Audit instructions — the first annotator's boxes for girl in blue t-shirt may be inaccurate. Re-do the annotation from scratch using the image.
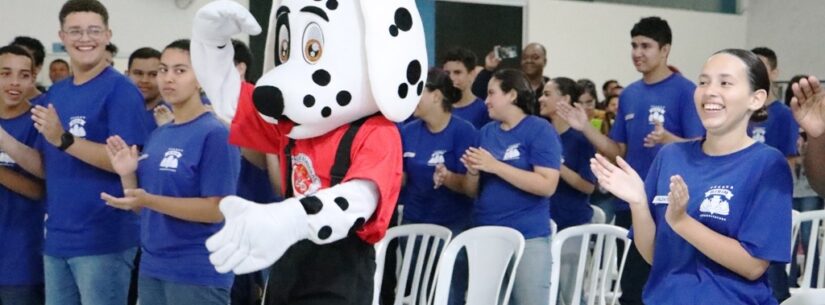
[401,67,477,305]
[101,39,240,305]
[461,69,561,305]
[592,49,792,305]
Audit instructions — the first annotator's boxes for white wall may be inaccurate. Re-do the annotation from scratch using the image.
[0,0,248,85]
[527,0,747,98]
[744,0,825,81]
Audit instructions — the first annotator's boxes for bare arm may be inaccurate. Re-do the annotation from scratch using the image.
[0,127,44,178]
[64,138,116,173]
[265,153,283,197]
[433,164,471,196]
[0,166,44,200]
[556,101,625,160]
[805,134,825,195]
[102,190,224,223]
[559,165,595,194]
[241,148,266,169]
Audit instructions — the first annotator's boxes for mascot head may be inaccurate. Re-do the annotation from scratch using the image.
[252,0,428,139]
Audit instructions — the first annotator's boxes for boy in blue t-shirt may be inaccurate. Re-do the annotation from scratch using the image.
[442,47,491,129]
[555,17,705,305]
[1,2,150,304]
[0,45,47,305]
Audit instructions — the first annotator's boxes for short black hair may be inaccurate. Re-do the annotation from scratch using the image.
[577,78,598,101]
[425,67,462,112]
[602,79,618,93]
[164,39,191,53]
[11,36,45,67]
[128,47,161,69]
[442,47,477,72]
[750,47,777,70]
[231,39,254,80]
[0,45,36,71]
[50,58,70,68]
[552,77,582,106]
[492,69,535,115]
[59,0,109,26]
[631,16,672,48]
[105,43,118,56]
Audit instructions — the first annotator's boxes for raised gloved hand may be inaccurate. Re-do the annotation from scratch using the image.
[205,196,309,274]
[192,0,261,47]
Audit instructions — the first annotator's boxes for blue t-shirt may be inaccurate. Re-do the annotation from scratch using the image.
[0,108,44,285]
[29,93,49,106]
[138,112,240,288]
[237,158,281,204]
[550,128,596,230]
[38,66,150,257]
[610,73,705,210]
[452,97,491,130]
[640,141,791,305]
[748,101,799,157]
[400,116,477,229]
[474,115,561,238]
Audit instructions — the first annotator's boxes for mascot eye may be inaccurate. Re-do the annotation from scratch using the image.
[302,23,324,64]
[277,24,290,64]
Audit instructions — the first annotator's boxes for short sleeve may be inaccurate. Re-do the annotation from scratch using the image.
[199,127,241,197]
[777,112,800,156]
[737,154,792,263]
[343,118,403,243]
[577,136,597,184]
[529,120,562,170]
[678,85,706,139]
[610,92,628,144]
[107,80,150,146]
[228,82,286,154]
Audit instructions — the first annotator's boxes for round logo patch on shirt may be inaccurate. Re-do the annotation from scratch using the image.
[292,153,321,196]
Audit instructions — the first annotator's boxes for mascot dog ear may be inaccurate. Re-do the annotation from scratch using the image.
[360,1,428,122]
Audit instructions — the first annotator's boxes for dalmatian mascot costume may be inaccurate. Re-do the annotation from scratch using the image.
[190,0,426,303]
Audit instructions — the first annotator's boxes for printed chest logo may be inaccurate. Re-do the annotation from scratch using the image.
[159,149,183,172]
[68,116,87,137]
[699,185,733,221]
[292,153,321,196]
[503,143,521,161]
[648,106,666,124]
[0,151,16,166]
[752,127,766,143]
[427,150,446,166]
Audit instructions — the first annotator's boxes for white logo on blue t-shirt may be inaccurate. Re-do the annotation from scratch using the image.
[403,152,416,158]
[503,144,521,161]
[69,116,87,137]
[752,127,766,143]
[648,106,666,124]
[160,149,183,171]
[427,150,446,166]
[699,185,733,220]
[0,151,15,166]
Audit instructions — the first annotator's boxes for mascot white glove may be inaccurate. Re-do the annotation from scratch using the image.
[205,196,309,274]
[192,0,261,47]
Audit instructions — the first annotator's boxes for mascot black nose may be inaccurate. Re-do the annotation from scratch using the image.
[252,85,285,119]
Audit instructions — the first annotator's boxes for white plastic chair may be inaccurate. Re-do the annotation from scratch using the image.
[781,289,825,305]
[790,210,825,294]
[430,226,525,305]
[551,219,558,236]
[549,224,631,305]
[373,224,452,305]
[591,205,607,224]
[787,210,801,276]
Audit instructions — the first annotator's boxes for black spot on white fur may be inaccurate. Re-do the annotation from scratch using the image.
[321,106,332,118]
[299,196,323,215]
[406,60,422,84]
[318,226,332,240]
[312,69,331,86]
[417,81,424,95]
[336,91,351,106]
[334,197,349,211]
[397,83,408,99]
[326,0,338,10]
[389,8,413,37]
[303,95,315,108]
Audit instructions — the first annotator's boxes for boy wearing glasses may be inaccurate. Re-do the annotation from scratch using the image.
[2,1,150,304]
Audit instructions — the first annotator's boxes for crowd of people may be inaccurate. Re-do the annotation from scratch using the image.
[1,1,824,305]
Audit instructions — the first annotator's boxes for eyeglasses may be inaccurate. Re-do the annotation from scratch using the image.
[62,27,106,40]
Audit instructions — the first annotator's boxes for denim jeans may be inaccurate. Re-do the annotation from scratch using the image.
[138,276,230,305]
[43,247,136,305]
[510,236,551,305]
[0,285,44,305]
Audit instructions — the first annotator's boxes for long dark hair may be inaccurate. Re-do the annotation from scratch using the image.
[425,67,462,112]
[492,69,534,115]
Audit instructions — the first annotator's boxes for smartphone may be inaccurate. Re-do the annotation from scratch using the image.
[494,45,519,60]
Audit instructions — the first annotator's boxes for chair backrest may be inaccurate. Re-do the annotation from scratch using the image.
[431,226,526,305]
[591,205,607,224]
[551,219,558,236]
[792,210,825,289]
[787,209,801,275]
[780,288,825,305]
[549,224,631,305]
[373,224,453,305]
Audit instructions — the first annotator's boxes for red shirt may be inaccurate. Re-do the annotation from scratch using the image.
[229,82,401,243]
